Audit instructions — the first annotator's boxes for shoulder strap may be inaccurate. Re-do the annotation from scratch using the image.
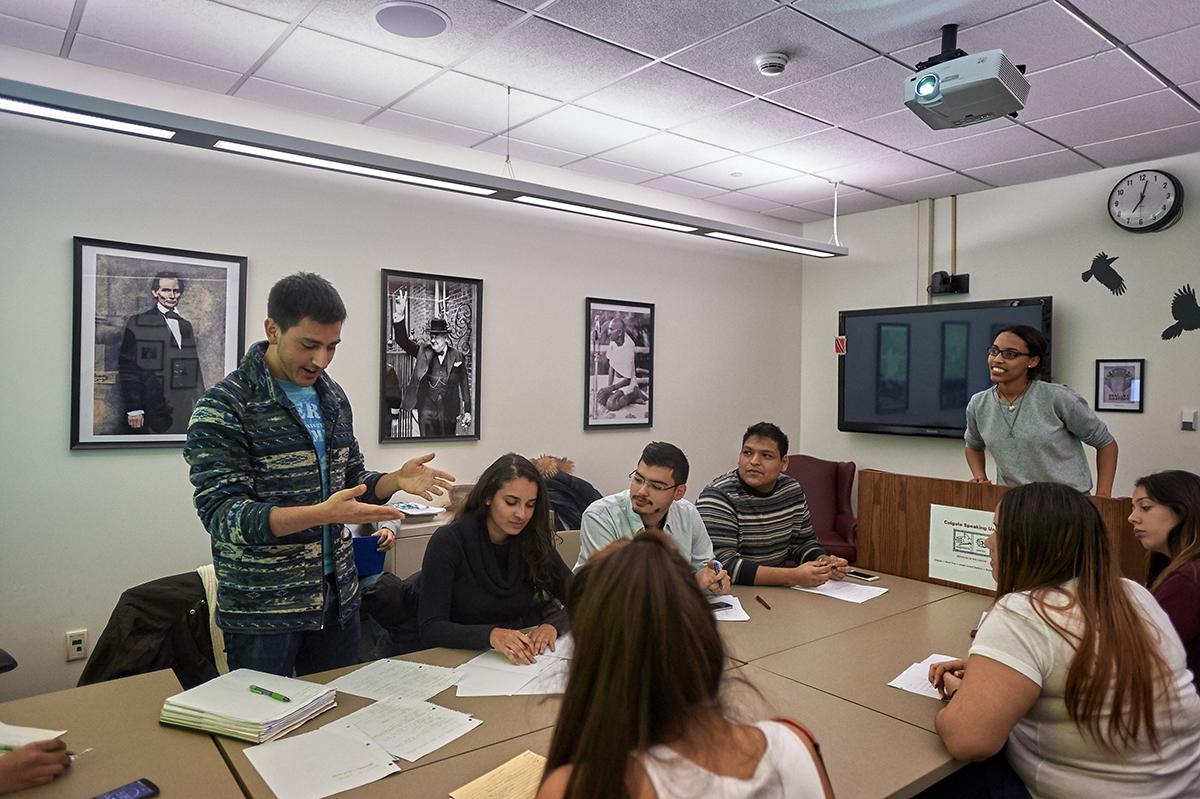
[771,717,834,797]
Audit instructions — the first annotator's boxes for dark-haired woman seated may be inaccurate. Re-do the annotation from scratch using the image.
[929,482,1200,798]
[408,453,570,664]
[538,532,833,799]
[1130,470,1200,692]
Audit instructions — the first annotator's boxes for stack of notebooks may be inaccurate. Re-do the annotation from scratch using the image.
[160,669,336,743]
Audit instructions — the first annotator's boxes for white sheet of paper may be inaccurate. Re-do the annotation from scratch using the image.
[0,721,68,747]
[709,595,751,621]
[455,668,539,697]
[336,699,481,763]
[542,633,573,661]
[794,580,889,603]
[326,659,459,702]
[887,653,959,699]
[244,726,399,799]
[514,658,570,695]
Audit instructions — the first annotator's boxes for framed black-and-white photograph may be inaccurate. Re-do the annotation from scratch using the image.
[586,298,654,430]
[1095,358,1144,413]
[71,237,247,449]
[381,269,482,442]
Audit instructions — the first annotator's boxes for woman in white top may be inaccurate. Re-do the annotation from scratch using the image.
[537,532,832,799]
[929,482,1200,799]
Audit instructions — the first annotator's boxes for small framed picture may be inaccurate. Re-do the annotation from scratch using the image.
[72,237,247,449]
[585,298,654,429]
[1095,359,1144,413]
[380,268,482,442]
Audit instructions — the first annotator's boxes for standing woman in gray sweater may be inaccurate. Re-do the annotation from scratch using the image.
[965,325,1118,496]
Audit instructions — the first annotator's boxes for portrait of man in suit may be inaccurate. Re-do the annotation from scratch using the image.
[117,272,205,434]
[389,294,472,438]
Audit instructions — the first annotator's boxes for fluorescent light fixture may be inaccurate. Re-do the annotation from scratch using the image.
[212,140,496,196]
[0,96,176,139]
[705,231,837,258]
[512,195,698,232]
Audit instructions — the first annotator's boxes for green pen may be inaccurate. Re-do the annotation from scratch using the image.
[248,684,291,703]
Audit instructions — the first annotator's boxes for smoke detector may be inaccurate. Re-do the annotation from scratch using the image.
[755,52,789,77]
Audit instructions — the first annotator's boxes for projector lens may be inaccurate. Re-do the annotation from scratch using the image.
[915,74,939,98]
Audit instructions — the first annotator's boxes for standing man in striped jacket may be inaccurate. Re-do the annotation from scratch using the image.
[697,422,848,588]
[185,272,454,677]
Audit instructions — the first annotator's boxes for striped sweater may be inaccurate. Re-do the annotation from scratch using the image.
[697,469,825,586]
[184,342,386,632]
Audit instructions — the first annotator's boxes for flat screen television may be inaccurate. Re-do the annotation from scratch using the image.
[838,296,1052,438]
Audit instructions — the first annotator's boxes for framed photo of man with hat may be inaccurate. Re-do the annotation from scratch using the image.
[380,269,482,442]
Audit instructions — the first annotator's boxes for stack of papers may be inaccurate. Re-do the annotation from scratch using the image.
[245,724,399,799]
[708,595,751,621]
[160,669,336,743]
[455,635,573,697]
[794,580,889,603]
[334,699,482,762]
[451,750,547,799]
[391,502,444,517]
[0,721,67,748]
[888,653,959,699]
[326,659,459,702]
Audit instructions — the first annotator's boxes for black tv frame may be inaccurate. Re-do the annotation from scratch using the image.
[837,296,1053,439]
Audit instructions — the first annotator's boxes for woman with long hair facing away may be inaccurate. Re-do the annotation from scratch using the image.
[964,325,1118,495]
[929,482,1200,798]
[538,531,833,799]
[411,453,570,663]
[1130,470,1200,691]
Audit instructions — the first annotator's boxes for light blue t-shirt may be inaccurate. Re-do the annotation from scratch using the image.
[277,380,332,574]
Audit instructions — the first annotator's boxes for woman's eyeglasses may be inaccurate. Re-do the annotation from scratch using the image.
[987,346,1031,360]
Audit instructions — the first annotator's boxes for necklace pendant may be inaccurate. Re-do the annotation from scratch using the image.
[1008,404,1016,412]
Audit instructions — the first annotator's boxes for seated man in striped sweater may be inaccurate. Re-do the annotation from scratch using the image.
[697,422,849,588]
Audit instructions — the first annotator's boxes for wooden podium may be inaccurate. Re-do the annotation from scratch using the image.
[856,470,1146,595]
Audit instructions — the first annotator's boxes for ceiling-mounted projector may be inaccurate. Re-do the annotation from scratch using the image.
[904,24,1029,130]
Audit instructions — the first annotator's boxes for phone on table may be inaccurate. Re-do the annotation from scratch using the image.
[710,601,733,610]
[845,569,880,582]
[92,778,159,799]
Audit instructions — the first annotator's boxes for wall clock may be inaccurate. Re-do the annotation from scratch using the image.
[1108,169,1184,233]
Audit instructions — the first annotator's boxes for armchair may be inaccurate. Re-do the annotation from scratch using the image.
[784,454,858,562]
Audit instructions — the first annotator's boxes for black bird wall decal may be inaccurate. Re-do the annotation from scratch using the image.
[1082,252,1125,295]
[1162,284,1200,340]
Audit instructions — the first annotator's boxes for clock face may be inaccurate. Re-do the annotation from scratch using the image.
[1108,169,1184,233]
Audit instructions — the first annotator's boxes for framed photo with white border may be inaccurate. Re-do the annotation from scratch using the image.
[1095,358,1144,413]
[585,297,654,430]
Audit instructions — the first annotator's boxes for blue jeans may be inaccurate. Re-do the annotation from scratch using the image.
[223,578,360,677]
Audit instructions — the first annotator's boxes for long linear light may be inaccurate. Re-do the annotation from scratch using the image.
[705,231,838,258]
[512,195,698,232]
[0,96,176,139]
[213,140,497,196]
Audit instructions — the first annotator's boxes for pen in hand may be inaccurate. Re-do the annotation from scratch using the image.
[710,559,724,591]
[249,684,291,703]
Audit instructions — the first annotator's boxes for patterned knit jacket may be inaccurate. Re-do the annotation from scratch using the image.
[184,341,386,632]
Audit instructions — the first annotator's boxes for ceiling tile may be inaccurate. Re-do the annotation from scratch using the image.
[1076,121,1200,167]
[507,104,655,155]
[667,7,875,96]
[798,189,902,216]
[891,3,1109,74]
[703,191,783,212]
[640,175,725,199]
[298,0,526,66]
[394,71,559,133]
[255,27,440,106]
[0,0,75,27]
[674,155,803,191]
[456,17,650,100]
[79,0,287,73]
[70,36,241,93]
[814,153,948,188]
[366,110,490,148]
[963,149,1096,186]
[563,157,661,184]
[670,99,828,152]
[576,64,747,129]
[234,77,376,122]
[762,205,830,224]
[767,58,914,126]
[1183,81,1200,102]
[846,109,1010,152]
[541,0,777,57]
[911,125,1059,171]
[1020,50,1165,122]
[876,172,991,202]
[1068,0,1200,44]
[473,136,583,167]
[214,1,311,22]
[1132,24,1200,86]
[0,13,63,54]
[741,174,838,205]
[753,128,897,172]
[1029,90,1200,147]
[792,0,1040,53]
[600,131,734,173]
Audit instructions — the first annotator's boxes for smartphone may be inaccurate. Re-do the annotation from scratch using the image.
[92,778,160,799]
[710,601,733,610]
[845,569,880,582]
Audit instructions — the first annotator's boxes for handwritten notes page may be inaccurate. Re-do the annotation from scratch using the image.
[245,725,399,799]
[794,581,889,603]
[326,659,459,702]
[335,699,481,763]
[888,653,959,699]
[450,750,547,799]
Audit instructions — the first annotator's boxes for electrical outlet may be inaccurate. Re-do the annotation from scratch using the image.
[65,629,88,662]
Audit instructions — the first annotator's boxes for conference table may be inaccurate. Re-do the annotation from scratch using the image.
[2,571,990,798]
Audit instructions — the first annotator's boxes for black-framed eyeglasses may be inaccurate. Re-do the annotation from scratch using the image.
[629,470,677,493]
[987,346,1031,360]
